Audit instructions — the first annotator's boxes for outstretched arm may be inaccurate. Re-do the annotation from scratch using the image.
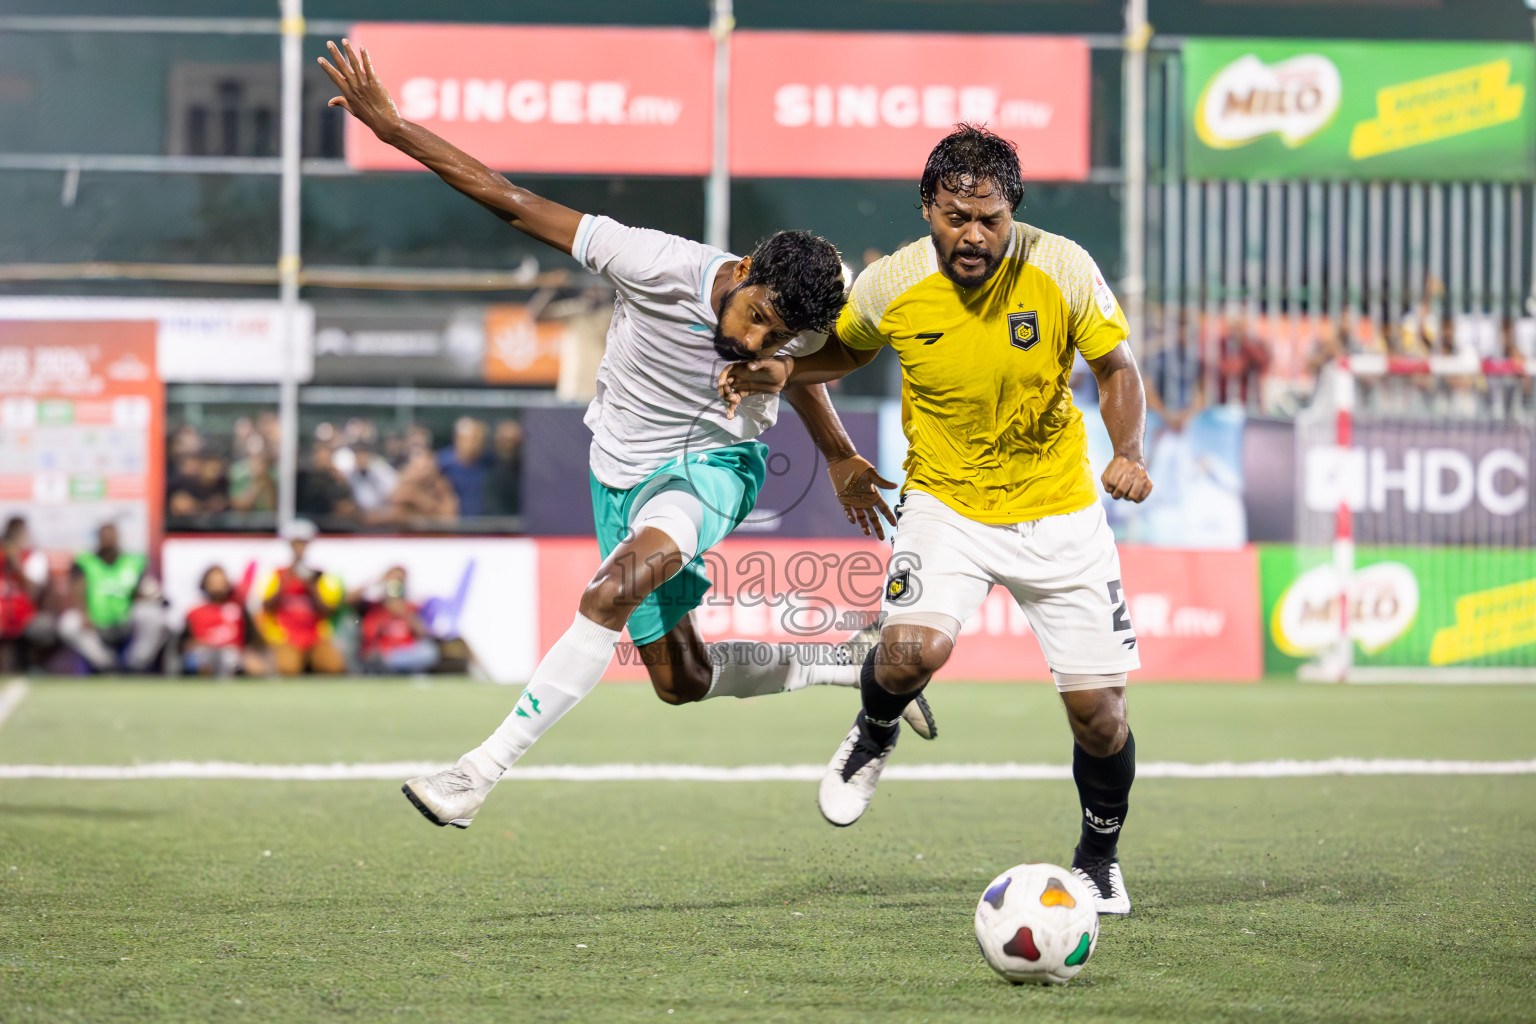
[319,38,583,253]
[783,383,896,539]
[1087,342,1154,503]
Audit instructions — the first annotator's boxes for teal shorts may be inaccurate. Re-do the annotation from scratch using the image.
[589,441,767,645]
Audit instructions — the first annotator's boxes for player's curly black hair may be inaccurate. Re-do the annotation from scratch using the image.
[919,123,1025,212]
[743,230,845,335]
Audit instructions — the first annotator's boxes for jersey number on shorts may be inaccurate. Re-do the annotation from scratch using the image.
[1106,579,1132,632]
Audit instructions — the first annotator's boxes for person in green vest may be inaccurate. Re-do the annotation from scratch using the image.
[57,522,169,673]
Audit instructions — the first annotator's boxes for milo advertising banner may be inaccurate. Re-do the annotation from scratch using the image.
[1184,39,1536,181]
[1260,545,1536,673]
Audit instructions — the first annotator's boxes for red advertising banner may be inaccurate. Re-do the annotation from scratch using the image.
[536,539,1261,682]
[729,31,1091,180]
[0,320,163,559]
[345,23,714,175]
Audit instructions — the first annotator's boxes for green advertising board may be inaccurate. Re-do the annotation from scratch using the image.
[1259,545,1536,674]
[1183,38,1536,181]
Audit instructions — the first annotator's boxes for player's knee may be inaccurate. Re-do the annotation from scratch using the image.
[873,626,950,693]
[1060,683,1128,757]
[648,664,708,706]
[873,657,931,694]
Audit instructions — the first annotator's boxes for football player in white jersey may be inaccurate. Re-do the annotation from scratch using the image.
[319,40,934,829]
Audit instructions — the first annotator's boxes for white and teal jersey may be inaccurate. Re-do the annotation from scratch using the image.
[572,214,824,490]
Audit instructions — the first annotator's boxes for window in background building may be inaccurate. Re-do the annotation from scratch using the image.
[167,63,343,159]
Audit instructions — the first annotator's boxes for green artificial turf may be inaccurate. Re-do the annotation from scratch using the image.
[2,680,1534,1023]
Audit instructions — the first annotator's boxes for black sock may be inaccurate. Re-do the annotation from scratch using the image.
[1072,730,1136,863]
[859,650,919,746]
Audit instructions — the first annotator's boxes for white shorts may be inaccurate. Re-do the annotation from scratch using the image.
[881,491,1140,686]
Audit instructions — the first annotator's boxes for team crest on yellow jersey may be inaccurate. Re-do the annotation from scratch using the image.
[1008,310,1040,351]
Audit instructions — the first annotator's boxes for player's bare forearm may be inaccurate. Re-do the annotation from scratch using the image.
[785,334,880,386]
[784,383,858,461]
[1089,343,1146,461]
[319,38,581,253]
[1088,342,1154,502]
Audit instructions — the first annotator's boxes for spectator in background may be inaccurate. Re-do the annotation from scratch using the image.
[1306,315,1350,379]
[231,416,258,457]
[335,441,398,517]
[167,451,230,520]
[297,442,359,526]
[181,564,271,677]
[169,424,203,461]
[388,446,459,527]
[1142,310,1205,432]
[57,522,169,673]
[256,411,282,454]
[356,566,440,675]
[229,436,278,513]
[258,519,346,676]
[0,517,52,672]
[484,419,524,516]
[1216,313,1271,408]
[436,417,493,516]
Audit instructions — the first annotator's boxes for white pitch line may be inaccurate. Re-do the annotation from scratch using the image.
[0,758,1534,782]
[0,678,28,733]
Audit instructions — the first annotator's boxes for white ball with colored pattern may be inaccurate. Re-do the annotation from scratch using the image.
[974,862,1100,984]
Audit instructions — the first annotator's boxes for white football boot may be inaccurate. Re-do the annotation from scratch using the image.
[402,756,498,829]
[817,712,898,827]
[828,626,937,741]
[900,692,937,741]
[1071,853,1132,916]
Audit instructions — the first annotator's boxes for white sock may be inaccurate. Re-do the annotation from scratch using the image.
[701,639,861,699]
[466,613,620,778]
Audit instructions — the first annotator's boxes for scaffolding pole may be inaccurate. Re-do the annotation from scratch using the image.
[705,0,734,252]
[276,0,304,533]
[1120,0,1150,353]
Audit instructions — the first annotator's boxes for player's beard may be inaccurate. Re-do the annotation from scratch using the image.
[711,285,755,361]
[935,236,1004,290]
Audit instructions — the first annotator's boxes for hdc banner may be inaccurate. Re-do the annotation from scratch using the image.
[1184,38,1536,181]
[730,31,1090,180]
[346,24,714,175]
[1300,419,1534,547]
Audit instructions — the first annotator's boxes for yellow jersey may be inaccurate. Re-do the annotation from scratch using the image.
[837,222,1127,524]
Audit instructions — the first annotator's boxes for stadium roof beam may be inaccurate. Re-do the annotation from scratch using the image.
[0,15,352,35]
[0,153,1123,183]
[0,262,573,291]
[0,154,356,176]
[0,17,1184,50]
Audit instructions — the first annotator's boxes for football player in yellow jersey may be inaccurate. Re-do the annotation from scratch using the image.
[719,126,1152,914]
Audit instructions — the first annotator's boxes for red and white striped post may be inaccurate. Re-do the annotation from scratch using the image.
[1329,359,1357,683]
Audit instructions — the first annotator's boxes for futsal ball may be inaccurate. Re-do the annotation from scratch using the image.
[974,862,1099,984]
